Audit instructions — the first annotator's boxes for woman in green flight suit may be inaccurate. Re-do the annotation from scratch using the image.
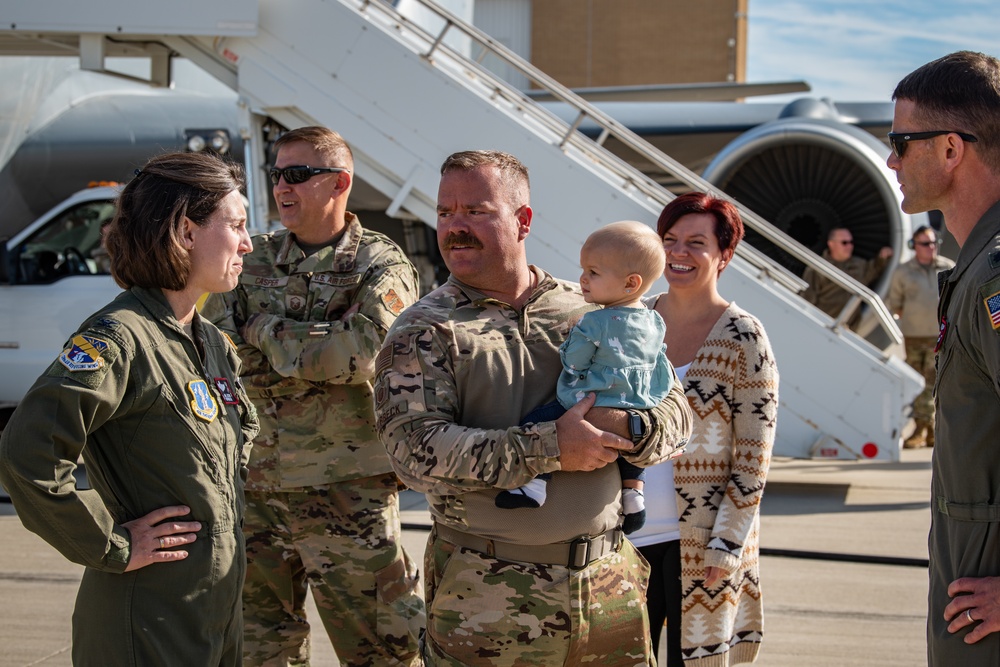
[0,151,259,666]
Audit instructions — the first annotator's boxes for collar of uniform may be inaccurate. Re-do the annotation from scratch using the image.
[945,199,1000,287]
[446,265,556,306]
[130,286,203,340]
[274,212,364,273]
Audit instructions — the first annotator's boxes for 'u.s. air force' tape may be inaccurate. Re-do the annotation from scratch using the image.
[59,335,110,372]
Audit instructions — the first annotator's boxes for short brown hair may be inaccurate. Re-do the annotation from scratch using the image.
[583,221,665,294]
[657,191,744,256]
[273,126,354,169]
[892,51,1000,172]
[440,150,530,209]
[106,151,245,290]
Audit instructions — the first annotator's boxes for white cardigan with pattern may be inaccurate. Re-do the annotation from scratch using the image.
[669,301,779,666]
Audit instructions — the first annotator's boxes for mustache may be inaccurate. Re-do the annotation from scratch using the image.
[442,233,483,250]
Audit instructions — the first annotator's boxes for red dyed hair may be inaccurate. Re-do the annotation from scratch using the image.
[656,191,744,254]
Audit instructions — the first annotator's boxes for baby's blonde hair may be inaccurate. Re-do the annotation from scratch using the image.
[582,220,666,295]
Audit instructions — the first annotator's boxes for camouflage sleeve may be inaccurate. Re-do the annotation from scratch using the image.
[620,367,692,466]
[239,260,418,385]
[374,324,561,496]
[0,330,133,572]
[887,268,904,315]
[202,288,271,379]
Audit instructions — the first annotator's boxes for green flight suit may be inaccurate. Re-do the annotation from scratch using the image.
[0,287,258,667]
[928,200,1000,665]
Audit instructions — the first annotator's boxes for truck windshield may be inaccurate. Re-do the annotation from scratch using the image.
[13,199,116,284]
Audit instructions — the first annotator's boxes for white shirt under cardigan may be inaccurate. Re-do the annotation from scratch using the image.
[628,361,690,548]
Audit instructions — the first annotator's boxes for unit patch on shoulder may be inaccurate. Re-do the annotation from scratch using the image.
[985,290,1000,331]
[59,335,110,372]
[188,380,219,422]
[381,288,406,315]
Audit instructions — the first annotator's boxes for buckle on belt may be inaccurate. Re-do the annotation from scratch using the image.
[568,535,591,570]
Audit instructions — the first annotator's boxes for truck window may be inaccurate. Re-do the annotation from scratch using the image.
[13,199,116,284]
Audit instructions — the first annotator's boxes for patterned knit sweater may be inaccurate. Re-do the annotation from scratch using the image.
[673,302,779,666]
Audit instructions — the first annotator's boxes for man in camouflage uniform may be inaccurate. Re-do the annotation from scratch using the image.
[886,225,954,448]
[203,126,424,667]
[374,150,692,666]
[887,51,1000,665]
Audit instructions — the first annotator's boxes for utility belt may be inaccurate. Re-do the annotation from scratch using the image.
[936,497,1000,522]
[433,523,623,570]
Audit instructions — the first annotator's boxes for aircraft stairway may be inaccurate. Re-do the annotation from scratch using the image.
[0,0,922,460]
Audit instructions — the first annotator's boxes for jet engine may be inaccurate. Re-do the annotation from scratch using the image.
[702,100,928,298]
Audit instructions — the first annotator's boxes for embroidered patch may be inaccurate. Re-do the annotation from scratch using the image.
[59,335,110,372]
[935,316,948,352]
[188,380,218,422]
[985,291,1000,331]
[214,377,239,405]
[381,288,406,315]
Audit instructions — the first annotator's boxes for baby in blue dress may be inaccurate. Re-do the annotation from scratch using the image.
[496,220,673,533]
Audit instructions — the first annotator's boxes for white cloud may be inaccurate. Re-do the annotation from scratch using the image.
[747,0,1000,102]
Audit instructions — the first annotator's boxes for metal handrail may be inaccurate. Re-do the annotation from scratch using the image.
[353,0,902,345]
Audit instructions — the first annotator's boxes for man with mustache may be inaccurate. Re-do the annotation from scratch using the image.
[204,126,424,667]
[374,149,692,665]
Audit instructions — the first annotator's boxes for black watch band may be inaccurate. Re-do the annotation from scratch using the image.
[625,409,646,444]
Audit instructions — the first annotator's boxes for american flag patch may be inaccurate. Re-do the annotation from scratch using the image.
[985,290,1000,330]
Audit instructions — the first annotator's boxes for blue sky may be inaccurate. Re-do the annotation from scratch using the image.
[747,0,1000,102]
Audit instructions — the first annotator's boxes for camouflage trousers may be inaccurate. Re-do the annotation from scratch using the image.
[242,474,425,667]
[422,527,654,666]
[905,336,938,423]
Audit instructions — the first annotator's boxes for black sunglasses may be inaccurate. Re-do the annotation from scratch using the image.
[268,165,349,185]
[886,131,978,159]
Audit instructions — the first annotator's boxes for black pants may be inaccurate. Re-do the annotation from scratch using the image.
[638,539,682,665]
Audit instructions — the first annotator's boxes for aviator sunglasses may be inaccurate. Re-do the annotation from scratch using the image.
[269,165,350,185]
[886,131,978,159]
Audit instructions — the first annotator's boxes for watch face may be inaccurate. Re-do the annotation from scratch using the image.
[629,413,644,442]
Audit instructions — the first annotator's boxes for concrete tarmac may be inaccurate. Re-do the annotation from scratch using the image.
[0,447,934,666]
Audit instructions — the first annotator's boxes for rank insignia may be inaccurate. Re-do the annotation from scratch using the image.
[381,288,406,315]
[214,377,239,405]
[59,335,109,372]
[188,380,218,422]
[985,290,1000,331]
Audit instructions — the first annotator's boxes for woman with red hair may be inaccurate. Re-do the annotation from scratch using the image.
[631,191,779,665]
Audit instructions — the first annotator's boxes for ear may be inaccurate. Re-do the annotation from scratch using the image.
[337,170,353,194]
[943,133,968,174]
[181,216,198,250]
[625,273,642,293]
[719,248,734,273]
[515,205,533,241]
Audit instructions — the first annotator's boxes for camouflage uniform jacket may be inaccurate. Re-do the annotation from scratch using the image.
[887,254,955,338]
[203,213,419,490]
[801,250,889,318]
[0,287,258,665]
[374,267,691,545]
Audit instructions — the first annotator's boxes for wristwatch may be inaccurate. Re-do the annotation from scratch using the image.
[625,409,646,445]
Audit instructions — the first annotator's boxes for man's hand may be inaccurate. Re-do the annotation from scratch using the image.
[555,393,634,472]
[945,576,1000,642]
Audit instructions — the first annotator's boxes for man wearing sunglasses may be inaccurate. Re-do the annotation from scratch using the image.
[203,126,424,666]
[887,226,954,449]
[888,51,1000,666]
[800,226,893,327]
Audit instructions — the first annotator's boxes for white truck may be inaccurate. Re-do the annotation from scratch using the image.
[0,185,123,431]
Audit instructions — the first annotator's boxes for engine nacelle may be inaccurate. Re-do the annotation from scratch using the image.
[702,112,929,299]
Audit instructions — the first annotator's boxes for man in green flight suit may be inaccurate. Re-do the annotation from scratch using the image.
[203,126,424,667]
[887,51,1000,665]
